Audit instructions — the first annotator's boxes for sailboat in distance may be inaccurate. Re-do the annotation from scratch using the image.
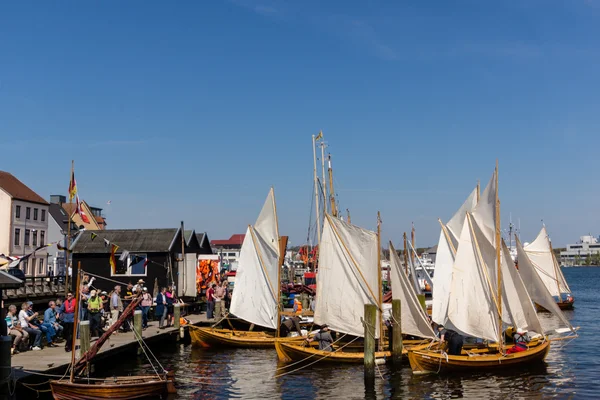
[523,226,575,310]
[189,188,305,348]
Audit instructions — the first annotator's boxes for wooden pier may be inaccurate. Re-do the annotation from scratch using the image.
[11,313,211,379]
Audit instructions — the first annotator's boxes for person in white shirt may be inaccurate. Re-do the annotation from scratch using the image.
[18,302,42,350]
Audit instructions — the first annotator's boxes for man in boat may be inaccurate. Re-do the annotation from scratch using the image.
[279,316,303,337]
[312,324,334,351]
[506,328,530,354]
[437,325,463,356]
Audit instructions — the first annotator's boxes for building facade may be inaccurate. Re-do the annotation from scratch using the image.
[0,171,49,277]
[210,234,245,271]
[560,235,600,266]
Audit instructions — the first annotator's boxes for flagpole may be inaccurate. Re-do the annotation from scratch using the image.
[66,160,74,297]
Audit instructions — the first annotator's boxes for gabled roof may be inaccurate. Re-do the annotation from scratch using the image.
[211,234,245,247]
[63,201,103,230]
[72,228,181,254]
[0,171,48,205]
[48,203,70,231]
[0,268,23,288]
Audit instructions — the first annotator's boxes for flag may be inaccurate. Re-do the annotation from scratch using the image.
[119,250,130,262]
[109,244,119,274]
[315,130,323,141]
[75,195,90,224]
[68,170,77,201]
[57,243,66,251]
[143,257,148,269]
[104,238,110,247]
[91,232,97,241]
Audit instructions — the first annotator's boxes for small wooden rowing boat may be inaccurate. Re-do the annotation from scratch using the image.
[50,374,174,400]
[189,326,305,348]
[407,338,550,374]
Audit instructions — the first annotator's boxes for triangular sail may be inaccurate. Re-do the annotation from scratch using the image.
[516,236,575,332]
[389,242,436,339]
[253,187,280,257]
[524,226,569,298]
[472,169,497,246]
[500,241,544,334]
[432,187,477,325]
[447,214,500,343]
[229,189,281,330]
[314,215,380,338]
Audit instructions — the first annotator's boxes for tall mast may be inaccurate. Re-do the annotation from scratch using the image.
[320,140,327,214]
[410,223,416,267]
[403,232,409,276]
[376,212,383,351]
[328,154,337,217]
[494,161,502,351]
[273,188,282,338]
[69,261,82,382]
[312,134,321,245]
[477,179,481,203]
[66,160,74,296]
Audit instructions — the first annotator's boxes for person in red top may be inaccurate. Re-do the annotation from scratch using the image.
[60,292,76,352]
[206,284,216,320]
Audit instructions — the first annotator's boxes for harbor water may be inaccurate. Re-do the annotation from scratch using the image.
[28,267,599,399]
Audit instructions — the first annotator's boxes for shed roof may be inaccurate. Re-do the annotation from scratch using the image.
[0,171,48,205]
[0,269,23,288]
[72,228,180,254]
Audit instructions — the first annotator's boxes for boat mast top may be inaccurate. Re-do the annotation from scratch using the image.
[328,153,338,218]
[312,133,322,246]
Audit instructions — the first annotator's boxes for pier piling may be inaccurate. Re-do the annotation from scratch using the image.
[79,320,90,354]
[363,303,376,380]
[174,304,181,329]
[134,310,143,354]
[391,299,403,364]
[0,336,11,397]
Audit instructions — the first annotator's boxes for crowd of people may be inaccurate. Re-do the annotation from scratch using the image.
[4,275,182,356]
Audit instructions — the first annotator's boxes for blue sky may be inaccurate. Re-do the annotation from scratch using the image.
[1,1,599,248]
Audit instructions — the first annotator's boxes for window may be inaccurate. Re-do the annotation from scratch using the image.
[41,209,46,222]
[26,207,31,219]
[33,208,38,220]
[32,230,37,246]
[38,258,44,275]
[40,231,45,246]
[24,229,30,246]
[111,253,147,276]
[15,205,21,219]
[14,228,20,246]
[571,245,583,249]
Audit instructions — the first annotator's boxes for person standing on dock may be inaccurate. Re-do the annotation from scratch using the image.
[206,284,216,320]
[214,281,226,319]
[141,287,152,329]
[110,285,123,331]
[60,292,76,352]
[156,287,167,329]
[87,290,104,337]
[122,282,134,332]
[166,286,175,327]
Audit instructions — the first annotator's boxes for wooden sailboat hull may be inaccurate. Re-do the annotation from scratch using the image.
[275,341,392,363]
[535,301,574,312]
[407,339,550,374]
[50,375,171,400]
[189,326,305,348]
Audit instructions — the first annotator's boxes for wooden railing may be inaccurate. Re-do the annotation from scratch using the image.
[1,277,66,300]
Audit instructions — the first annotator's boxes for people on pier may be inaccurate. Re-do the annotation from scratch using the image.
[60,292,76,352]
[156,287,167,329]
[141,287,153,329]
[313,324,334,351]
[280,316,303,337]
[110,285,123,331]
[166,286,175,327]
[87,290,105,337]
[44,301,64,339]
[437,325,463,356]
[18,303,42,350]
[206,284,216,320]
[6,304,28,354]
[27,301,58,347]
[122,282,134,332]
[214,281,227,319]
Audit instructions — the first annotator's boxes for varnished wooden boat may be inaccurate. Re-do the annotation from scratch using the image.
[50,374,174,400]
[407,337,551,374]
[535,300,574,312]
[189,326,305,348]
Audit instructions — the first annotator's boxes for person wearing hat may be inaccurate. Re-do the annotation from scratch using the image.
[141,287,153,329]
[312,324,334,351]
[436,324,463,355]
[133,279,145,294]
[279,316,302,337]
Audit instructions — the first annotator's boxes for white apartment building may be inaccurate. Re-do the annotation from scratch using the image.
[0,171,49,277]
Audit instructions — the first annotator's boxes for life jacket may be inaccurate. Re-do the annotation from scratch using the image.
[294,298,303,313]
[64,298,76,314]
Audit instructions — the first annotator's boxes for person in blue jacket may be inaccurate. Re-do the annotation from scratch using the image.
[156,287,167,329]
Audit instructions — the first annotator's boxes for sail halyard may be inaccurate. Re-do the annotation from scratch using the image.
[314,214,380,338]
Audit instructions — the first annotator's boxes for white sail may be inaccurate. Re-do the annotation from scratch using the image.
[389,243,436,339]
[229,189,281,330]
[314,215,380,338]
[431,227,455,325]
[516,237,574,332]
[446,187,478,246]
[447,214,500,343]
[524,226,569,297]
[500,241,543,334]
[253,187,280,257]
[472,169,497,246]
